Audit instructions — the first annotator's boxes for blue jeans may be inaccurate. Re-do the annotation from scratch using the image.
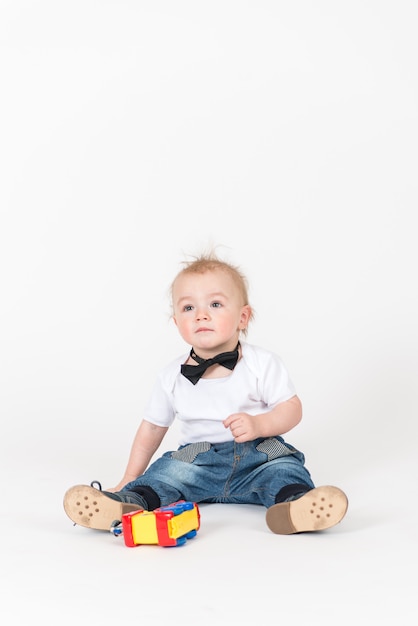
[122,436,315,509]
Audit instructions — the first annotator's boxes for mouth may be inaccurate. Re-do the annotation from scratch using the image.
[196,327,213,333]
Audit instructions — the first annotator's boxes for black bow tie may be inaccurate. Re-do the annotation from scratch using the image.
[181,343,240,385]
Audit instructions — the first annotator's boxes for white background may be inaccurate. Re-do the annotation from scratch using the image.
[1,1,417,624]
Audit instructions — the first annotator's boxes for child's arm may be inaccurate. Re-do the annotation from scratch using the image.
[223,395,302,443]
[107,420,168,492]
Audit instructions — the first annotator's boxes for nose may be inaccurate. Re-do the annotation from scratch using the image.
[195,307,210,321]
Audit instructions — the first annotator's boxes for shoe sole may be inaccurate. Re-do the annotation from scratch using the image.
[63,485,141,531]
[266,485,348,534]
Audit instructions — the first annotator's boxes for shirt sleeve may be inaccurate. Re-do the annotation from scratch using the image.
[142,356,185,428]
[244,343,297,407]
[260,353,297,406]
[142,378,174,427]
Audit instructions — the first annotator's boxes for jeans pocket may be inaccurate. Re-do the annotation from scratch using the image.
[171,441,212,463]
[255,437,298,461]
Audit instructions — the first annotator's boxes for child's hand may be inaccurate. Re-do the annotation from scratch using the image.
[105,484,123,493]
[106,476,136,492]
[223,412,260,443]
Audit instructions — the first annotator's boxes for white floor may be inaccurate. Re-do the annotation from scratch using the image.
[1,435,416,626]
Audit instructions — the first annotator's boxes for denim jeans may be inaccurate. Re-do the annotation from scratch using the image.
[122,436,315,509]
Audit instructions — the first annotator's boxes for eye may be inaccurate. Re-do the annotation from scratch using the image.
[211,301,222,308]
[183,304,194,312]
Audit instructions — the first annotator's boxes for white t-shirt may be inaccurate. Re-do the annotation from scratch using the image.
[143,342,297,445]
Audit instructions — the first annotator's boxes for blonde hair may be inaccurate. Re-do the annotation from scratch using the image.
[170,251,254,335]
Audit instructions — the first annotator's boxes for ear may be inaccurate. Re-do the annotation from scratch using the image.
[172,315,178,327]
[238,305,252,330]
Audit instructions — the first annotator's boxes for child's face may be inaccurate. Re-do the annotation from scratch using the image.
[172,269,251,355]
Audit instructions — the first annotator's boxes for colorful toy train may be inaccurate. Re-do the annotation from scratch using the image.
[110,500,200,547]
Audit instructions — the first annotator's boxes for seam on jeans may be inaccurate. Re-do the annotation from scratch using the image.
[223,443,241,497]
[171,441,211,463]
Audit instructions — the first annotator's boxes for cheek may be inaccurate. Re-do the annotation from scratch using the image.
[219,314,240,332]
[175,317,192,337]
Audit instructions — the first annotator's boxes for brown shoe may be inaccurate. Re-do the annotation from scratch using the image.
[266,485,348,534]
[63,484,142,531]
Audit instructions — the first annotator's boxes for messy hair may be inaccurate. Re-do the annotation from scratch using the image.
[170,251,254,335]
